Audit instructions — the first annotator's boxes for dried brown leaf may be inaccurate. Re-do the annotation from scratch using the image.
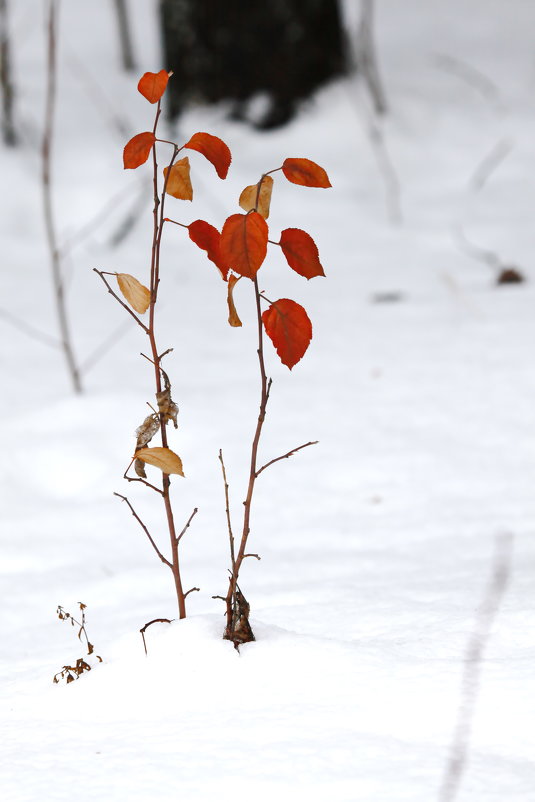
[164,157,193,201]
[227,274,242,327]
[239,175,274,219]
[134,447,184,476]
[116,273,151,314]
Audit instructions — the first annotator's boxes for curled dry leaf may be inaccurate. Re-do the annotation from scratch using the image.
[220,212,268,279]
[156,388,179,428]
[137,70,169,104]
[123,132,156,169]
[188,220,229,280]
[184,132,231,179]
[239,175,274,219]
[279,228,325,279]
[116,273,151,314]
[164,157,193,201]
[227,274,242,327]
[261,298,312,370]
[282,157,331,188]
[134,447,184,477]
[134,413,160,478]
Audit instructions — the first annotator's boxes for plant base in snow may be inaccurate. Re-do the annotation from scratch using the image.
[223,586,255,649]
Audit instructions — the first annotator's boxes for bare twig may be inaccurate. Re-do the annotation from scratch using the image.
[438,532,514,802]
[42,0,82,393]
[219,449,235,568]
[355,0,388,115]
[0,307,61,349]
[184,587,200,599]
[454,225,501,273]
[114,492,172,567]
[80,318,132,375]
[140,617,173,656]
[93,269,150,333]
[176,508,198,544]
[434,53,501,109]
[243,553,261,560]
[469,138,513,192]
[256,440,318,478]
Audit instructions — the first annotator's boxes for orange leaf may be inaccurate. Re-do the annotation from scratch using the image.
[137,70,169,104]
[220,212,268,279]
[239,175,274,219]
[282,157,331,188]
[188,220,228,280]
[116,273,151,313]
[163,156,193,201]
[134,447,184,476]
[123,132,156,169]
[279,228,325,279]
[262,298,312,369]
[227,275,242,327]
[184,132,231,179]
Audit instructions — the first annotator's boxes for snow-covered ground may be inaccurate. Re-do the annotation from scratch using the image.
[1,1,534,800]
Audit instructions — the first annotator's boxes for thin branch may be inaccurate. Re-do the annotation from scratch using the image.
[243,553,261,560]
[256,440,318,478]
[93,268,150,333]
[468,137,512,192]
[176,507,198,544]
[123,459,164,495]
[434,53,501,108]
[114,493,172,567]
[0,307,61,349]
[184,587,200,599]
[140,618,173,656]
[438,532,513,802]
[453,225,501,272]
[219,449,235,569]
[42,0,82,393]
[80,318,132,375]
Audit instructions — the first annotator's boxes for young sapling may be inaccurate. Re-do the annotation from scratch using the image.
[95,71,232,619]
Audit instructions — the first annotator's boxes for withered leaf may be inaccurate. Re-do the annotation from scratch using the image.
[156,387,179,428]
[227,274,242,327]
[134,447,184,476]
[135,413,160,450]
[239,175,274,219]
[164,157,193,201]
[116,273,151,314]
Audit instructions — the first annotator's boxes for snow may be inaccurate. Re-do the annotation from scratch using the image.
[1,1,534,800]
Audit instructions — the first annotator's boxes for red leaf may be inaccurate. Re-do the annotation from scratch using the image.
[279,228,325,279]
[184,132,231,179]
[262,299,312,369]
[137,70,169,104]
[282,157,331,188]
[220,212,268,279]
[123,132,156,169]
[188,220,229,280]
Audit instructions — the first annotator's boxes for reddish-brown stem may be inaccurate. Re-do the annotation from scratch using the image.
[224,276,269,639]
[146,112,188,619]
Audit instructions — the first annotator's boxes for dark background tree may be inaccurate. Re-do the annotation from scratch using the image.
[159,0,349,129]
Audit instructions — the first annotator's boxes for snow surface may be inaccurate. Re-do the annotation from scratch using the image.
[1,1,534,800]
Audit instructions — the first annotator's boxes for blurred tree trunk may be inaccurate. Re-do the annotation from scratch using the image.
[159,0,348,129]
[113,0,135,71]
[0,0,16,145]
[355,0,387,115]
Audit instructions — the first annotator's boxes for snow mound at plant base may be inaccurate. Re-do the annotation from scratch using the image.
[4,614,533,801]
